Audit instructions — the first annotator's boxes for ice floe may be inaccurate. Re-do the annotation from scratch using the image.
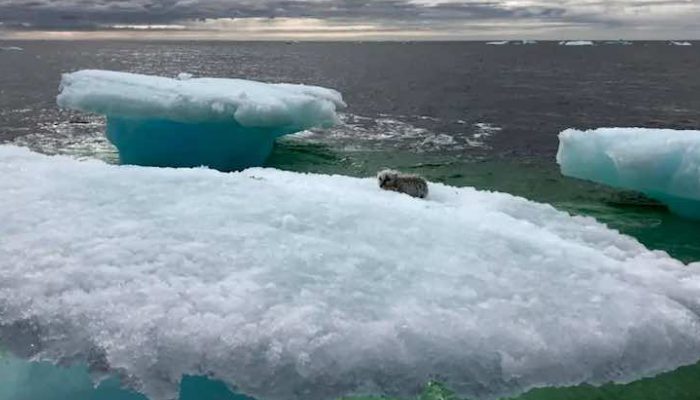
[559,40,595,46]
[2,145,700,400]
[557,128,700,220]
[57,70,345,171]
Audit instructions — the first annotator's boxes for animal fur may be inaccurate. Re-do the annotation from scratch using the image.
[377,169,429,199]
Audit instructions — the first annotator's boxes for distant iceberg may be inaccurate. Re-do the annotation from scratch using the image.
[0,46,23,51]
[2,145,700,400]
[486,40,509,45]
[604,40,633,45]
[557,128,700,219]
[57,70,345,171]
[670,41,692,46]
[559,40,595,46]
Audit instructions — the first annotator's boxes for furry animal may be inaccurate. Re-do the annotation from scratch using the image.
[377,169,429,199]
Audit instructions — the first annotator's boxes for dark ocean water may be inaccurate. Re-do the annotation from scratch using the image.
[1,40,700,400]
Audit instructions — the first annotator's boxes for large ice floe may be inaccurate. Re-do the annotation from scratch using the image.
[56,70,345,171]
[2,145,700,400]
[557,128,700,220]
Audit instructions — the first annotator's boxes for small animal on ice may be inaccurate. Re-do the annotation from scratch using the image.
[377,169,429,199]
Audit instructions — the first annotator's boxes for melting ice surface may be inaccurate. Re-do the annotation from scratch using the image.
[557,128,700,220]
[56,70,345,171]
[2,146,700,400]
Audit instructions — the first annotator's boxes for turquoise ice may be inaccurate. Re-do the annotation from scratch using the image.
[557,128,700,220]
[57,70,345,171]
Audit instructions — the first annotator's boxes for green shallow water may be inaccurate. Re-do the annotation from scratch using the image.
[2,141,699,400]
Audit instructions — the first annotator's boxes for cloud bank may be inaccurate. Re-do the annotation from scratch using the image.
[0,0,698,40]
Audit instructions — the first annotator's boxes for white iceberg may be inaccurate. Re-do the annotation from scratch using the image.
[56,70,345,171]
[2,145,700,400]
[604,40,633,45]
[0,46,23,51]
[559,40,595,46]
[486,41,509,45]
[670,41,692,46]
[557,128,700,220]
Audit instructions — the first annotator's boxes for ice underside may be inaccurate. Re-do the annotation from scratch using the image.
[557,128,700,220]
[56,70,345,171]
[1,146,700,400]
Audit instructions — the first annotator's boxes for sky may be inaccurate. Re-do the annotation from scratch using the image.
[0,0,699,40]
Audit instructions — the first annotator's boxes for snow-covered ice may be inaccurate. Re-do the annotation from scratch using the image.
[2,145,700,400]
[57,70,345,171]
[557,128,700,220]
[559,40,595,46]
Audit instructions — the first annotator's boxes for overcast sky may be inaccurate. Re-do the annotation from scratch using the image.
[1,0,699,40]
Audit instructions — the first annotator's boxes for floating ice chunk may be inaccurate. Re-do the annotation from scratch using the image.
[486,40,509,45]
[557,128,700,220]
[2,145,700,400]
[604,40,633,45]
[176,72,193,80]
[559,40,595,46]
[57,70,345,171]
[0,46,23,51]
[670,41,692,46]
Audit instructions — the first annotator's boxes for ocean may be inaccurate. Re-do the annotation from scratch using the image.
[1,40,700,400]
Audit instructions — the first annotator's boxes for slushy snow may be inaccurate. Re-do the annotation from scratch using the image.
[2,145,700,400]
[57,70,345,171]
[557,128,700,220]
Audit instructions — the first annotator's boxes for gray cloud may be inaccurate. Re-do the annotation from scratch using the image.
[0,0,606,27]
[0,0,698,38]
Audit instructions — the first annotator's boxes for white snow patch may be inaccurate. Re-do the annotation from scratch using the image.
[57,70,345,128]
